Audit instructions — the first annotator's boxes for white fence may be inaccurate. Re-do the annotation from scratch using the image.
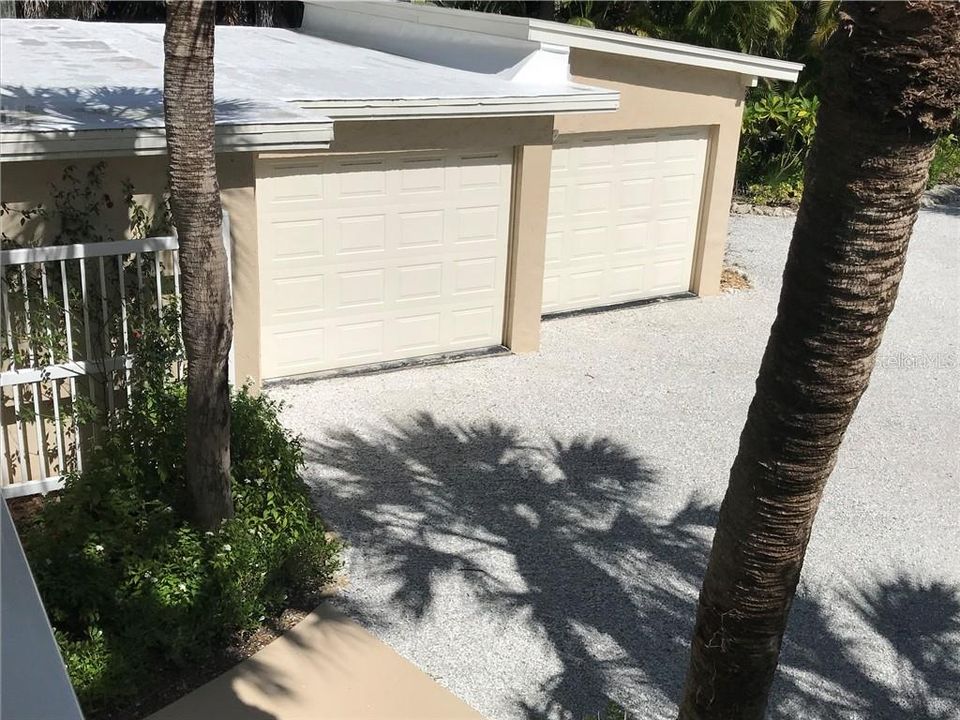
[1,235,181,497]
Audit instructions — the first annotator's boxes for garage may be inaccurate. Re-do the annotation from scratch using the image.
[542,129,709,314]
[257,149,513,379]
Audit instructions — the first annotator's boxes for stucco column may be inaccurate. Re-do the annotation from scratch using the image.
[503,142,552,353]
[218,154,261,387]
[690,116,744,296]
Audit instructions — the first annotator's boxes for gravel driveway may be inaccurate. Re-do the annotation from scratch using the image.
[271,209,960,720]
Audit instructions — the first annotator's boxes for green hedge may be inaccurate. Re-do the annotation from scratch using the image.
[19,310,340,716]
[738,89,960,205]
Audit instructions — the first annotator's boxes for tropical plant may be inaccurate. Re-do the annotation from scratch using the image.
[163,1,234,528]
[683,1,798,55]
[737,89,819,202]
[929,132,960,187]
[679,2,960,718]
[808,0,841,51]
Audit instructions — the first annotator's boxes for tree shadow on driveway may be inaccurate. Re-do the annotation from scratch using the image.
[300,411,959,719]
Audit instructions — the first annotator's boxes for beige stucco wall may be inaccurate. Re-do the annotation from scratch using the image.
[255,115,555,361]
[555,49,749,296]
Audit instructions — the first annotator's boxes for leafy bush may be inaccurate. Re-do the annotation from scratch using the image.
[929,133,960,188]
[737,89,818,205]
[19,311,340,717]
[739,93,959,203]
[744,178,804,207]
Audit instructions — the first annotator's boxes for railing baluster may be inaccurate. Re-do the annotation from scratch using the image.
[135,251,146,327]
[97,257,115,414]
[59,259,82,473]
[20,266,49,481]
[40,263,66,474]
[78,258,97,411]
[153,252,163,317]
[1,277,28,484]
[117,255,132,407]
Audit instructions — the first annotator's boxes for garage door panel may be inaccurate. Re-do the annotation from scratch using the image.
[648,258,690,294]
[396,262,444,302]
[398,209,445,249]
[569,227,609,260]
[270,327,326,375]
[619,178,655,211]
[609,265,646,299]
[335,213,387,255]
[398,157,448,194]
[455,205,502,243]
[258,149,511,378]
[568,270,605,305]
[393,313,443,353]
[545,129,708,314]
[267,218,325,264]
[574,183,613,214]
[449,306,498,345]
[614,222,650,254]
[272,274,326,317]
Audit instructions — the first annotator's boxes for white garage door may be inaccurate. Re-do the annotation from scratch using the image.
[542,129,709,314]
[257,149,512,379]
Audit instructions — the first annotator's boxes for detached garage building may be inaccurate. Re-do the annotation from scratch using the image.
[0,1,800,385]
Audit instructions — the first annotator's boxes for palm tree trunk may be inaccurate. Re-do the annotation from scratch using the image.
[678,2,960,718]
[163,0,234,529]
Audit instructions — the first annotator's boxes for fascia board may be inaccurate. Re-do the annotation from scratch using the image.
[528,23,803,82]
[295,92,620,119]
[0,122,334,162]
[319,2,803,83]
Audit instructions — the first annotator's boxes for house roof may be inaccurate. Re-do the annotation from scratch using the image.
[303,1,804,84]
[0,18,617,161]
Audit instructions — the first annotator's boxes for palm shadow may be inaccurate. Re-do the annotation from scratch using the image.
[302,411,960,719]
[1,85,294,137]
[775,577,960,720]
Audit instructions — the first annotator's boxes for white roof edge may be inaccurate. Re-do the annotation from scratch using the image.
[0,122,334,162]
[324,1,802,83]
[527,21,803,82]
[298,92,619,119]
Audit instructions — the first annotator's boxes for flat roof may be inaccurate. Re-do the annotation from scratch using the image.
[0,18,617,160]
[309,1,803,83]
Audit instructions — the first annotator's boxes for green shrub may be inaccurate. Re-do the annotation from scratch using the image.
[745,177,804,207]
[20,313,340,717]
[929,133,960,188]
[737,88,818,204]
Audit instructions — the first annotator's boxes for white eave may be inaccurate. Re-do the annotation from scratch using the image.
[0,121,334,162]
[296,92,617,120]
[526,21,803,82]
[305,1,803,84]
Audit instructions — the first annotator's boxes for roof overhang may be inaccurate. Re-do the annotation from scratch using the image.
[526,21,803,82]
[295,92,617,120]
[0,120,334,162]
[304,1,803,84]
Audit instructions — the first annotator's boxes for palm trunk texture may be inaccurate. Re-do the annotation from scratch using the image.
[164,0,235,529]
[679,2,960,718]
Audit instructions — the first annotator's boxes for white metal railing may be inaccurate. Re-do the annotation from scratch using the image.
[1,234,180,497]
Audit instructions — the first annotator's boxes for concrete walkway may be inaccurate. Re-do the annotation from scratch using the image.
[148,604,485,720]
